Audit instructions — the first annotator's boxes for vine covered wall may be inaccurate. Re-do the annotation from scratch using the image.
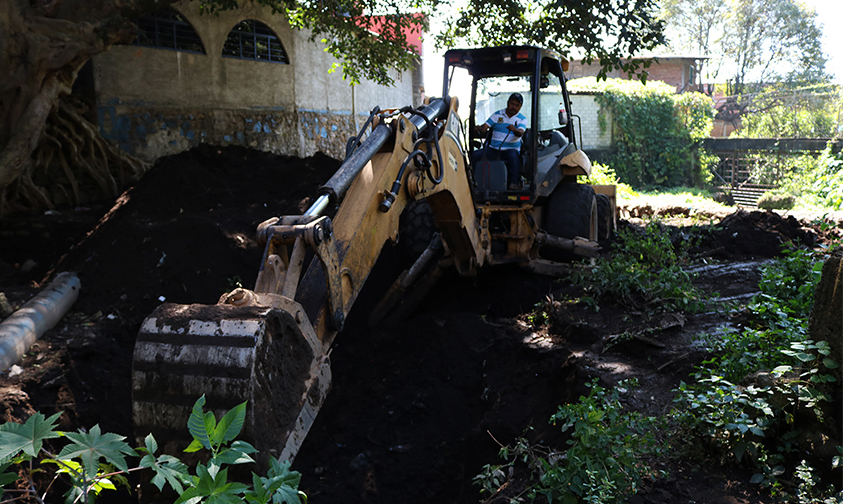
[569,78,716,188]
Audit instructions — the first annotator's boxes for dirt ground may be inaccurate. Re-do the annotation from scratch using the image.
[0,145,840,503]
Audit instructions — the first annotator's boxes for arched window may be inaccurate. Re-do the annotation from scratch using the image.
[133,8,205,54]
[223,20,289,64]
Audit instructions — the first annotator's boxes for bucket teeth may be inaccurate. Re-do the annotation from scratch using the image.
[132,302,331,464]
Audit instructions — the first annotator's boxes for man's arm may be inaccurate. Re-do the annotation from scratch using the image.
[506,124,524,137]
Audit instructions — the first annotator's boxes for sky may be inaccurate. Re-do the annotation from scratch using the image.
[422,0,843,93]
[803,0,843,84]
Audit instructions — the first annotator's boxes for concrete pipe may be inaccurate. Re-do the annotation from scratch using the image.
[0,272,81,371]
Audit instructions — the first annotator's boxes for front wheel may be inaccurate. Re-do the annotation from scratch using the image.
[543,183,597,261]
[399,199,437,265]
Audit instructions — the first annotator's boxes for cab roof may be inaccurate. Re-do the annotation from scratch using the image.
[443,46,570,76]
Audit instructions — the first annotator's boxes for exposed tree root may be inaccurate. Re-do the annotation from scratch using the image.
[3,98,149,215]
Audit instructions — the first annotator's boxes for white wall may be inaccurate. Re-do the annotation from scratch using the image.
[570,93,612,150]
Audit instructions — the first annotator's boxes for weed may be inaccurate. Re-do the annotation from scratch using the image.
[475,379,666,503]
[671,246,840,499]
[575,221,706,315]
[526,297,551,328]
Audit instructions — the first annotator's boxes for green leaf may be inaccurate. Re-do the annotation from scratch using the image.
[184,438,205,454]
[0,468,19,486]
[89,477,117,494]
[0,412,62,461]
[187,395,213,451]
[179,465,248,504]
[823,358,840,369]
[147,454,189,493]
[246,472,269,504]
[732,441,746,462]
[212,402,247,446]
[750,473,765,484]
[134,433,155,455]
[137,435,189,493]
[212,441,257,466]
[264,458,304,503]
[794,352,815,362]
[58,425,136,479]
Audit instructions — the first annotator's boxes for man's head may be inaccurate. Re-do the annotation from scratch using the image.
[505,92,523,117]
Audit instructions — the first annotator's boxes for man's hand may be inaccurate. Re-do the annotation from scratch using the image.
[507,124,524,137]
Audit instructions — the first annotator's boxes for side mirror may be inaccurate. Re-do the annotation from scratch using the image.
[558,105,568,127]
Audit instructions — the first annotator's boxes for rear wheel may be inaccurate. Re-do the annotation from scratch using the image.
[543,183,597,261]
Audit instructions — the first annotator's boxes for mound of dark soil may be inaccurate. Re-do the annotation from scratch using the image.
[695,208,818,258]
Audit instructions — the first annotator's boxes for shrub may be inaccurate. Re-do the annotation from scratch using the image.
[575,221,705,314]
[757,192,796,210]
[672,247,841,500]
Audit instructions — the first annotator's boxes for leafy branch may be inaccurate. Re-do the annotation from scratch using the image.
[0,396,306,504]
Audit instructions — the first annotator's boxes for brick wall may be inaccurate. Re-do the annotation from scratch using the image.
[568,58,700,93]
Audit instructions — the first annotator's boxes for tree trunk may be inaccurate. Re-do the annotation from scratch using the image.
[0,0,171,215]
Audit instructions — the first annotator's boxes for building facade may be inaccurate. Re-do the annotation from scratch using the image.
[91,1,422,163]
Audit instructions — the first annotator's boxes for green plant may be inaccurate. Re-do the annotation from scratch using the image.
[475,379,666,503]
[0,396,307,504]
[526,298,551,328]
[586,163,637,200]
[575,221,705,314]
[754,245,822,320]
[671,247,840,499]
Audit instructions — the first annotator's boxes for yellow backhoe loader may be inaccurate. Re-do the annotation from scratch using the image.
[131,45,616,464]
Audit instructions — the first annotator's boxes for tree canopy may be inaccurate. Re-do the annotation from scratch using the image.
[0,0,666,214]
[661,0,828,94]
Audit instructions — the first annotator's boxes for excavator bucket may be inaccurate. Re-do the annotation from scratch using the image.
[132,300,330,463]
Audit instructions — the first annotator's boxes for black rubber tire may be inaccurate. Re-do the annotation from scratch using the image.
[399,199,437,264]
[596,192,613,242]
[543,183,597,261]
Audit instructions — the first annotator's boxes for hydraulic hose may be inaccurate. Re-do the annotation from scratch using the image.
[318,99,448,208]
[379,148,431,213]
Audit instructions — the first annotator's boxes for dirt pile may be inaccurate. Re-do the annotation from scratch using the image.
[695,209,819,258]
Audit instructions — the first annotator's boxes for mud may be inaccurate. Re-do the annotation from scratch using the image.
[0,145,840,503]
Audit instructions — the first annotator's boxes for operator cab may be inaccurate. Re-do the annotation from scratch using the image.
[442,46,584,205]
